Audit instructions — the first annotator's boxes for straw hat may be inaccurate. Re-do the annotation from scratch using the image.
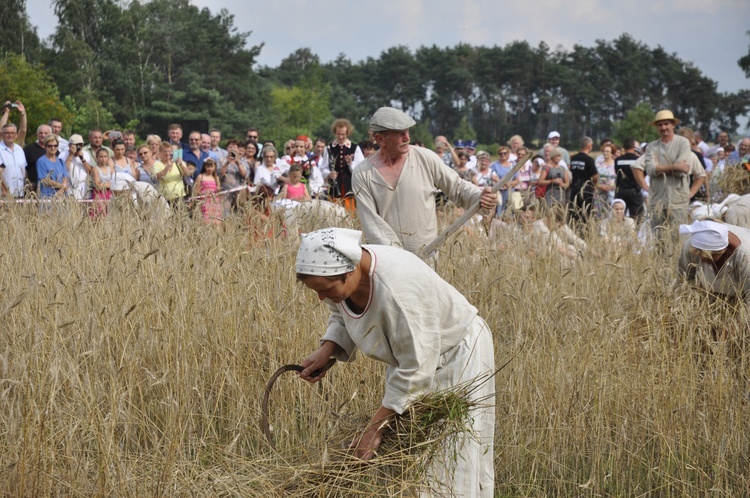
[652,110,680,126]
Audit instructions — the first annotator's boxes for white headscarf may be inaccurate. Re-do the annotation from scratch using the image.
[690,201,710,221]
[679,220,729,252]
[296,228,363,276]
[691,195,742,221]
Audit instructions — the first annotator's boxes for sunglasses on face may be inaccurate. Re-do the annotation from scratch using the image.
[46,144,59,148]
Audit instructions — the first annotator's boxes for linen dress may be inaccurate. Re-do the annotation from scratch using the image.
[317,245,495,497]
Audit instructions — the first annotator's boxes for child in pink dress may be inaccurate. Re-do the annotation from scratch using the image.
[279,164,311,201]
[90,149,114,220]
[194,159,222,224]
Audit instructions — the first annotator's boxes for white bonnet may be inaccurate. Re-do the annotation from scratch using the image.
[679,220,729,252]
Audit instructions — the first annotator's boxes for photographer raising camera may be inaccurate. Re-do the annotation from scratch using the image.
[60,134,93,200]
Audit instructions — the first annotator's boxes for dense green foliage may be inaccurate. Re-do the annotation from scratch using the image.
[1,0,748,146]
[0,54,73,136]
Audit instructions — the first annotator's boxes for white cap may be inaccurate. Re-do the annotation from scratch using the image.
[548,131,560,139]
[679,220,729,251]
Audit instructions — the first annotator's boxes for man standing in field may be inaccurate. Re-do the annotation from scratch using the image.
[122,130,137,148]
[167,124,185,148]
[49,118,69,156]
[0,123,28,198]
[184,130,208,179]
[209,129,228,164]
[615,138,647,223]
[83,129,113,165]
[633,110,705,238]
[352,107,497,257]
[24,123,52,195]
[568,136,599,228]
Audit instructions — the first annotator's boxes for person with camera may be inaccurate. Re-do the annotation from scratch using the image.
[219,139,249,215]
[60,134,92,200]
[434,135,459,169]
[0,100,27,146]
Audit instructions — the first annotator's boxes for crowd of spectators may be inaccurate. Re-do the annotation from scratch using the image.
[1,100,749,239]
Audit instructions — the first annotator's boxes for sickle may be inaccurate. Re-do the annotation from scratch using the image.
[421,153,532,259]
[261,358,337,449]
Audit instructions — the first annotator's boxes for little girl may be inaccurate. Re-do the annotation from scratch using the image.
[194,159,222,224]
[279,164,311,201]
[90,148,114,220]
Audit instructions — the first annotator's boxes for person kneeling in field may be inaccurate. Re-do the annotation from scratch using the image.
[690,194,750,230]
[296,228,495,497]
[678,220,750,306]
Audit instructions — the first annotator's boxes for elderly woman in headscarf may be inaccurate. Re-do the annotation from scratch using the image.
[678,220,750,306]
[296,227,495,497]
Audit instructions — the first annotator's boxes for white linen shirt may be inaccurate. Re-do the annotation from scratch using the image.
[320,245,480,414]
[352,146,482,254]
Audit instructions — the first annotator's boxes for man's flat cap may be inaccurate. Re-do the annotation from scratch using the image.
[369,107,416,132]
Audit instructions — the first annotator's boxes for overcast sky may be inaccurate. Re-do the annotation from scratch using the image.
[26,0,750,113]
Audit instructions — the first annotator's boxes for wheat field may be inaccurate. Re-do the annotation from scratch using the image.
[0,200,748,496]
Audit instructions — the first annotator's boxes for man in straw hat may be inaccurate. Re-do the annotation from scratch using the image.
[632,109,706,238]
[351,106,497,257]
[678,220,750,306]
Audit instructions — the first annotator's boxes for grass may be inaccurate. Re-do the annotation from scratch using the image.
[0,199,748,496]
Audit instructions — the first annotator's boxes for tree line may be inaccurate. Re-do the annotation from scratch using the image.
[2,0,749,148]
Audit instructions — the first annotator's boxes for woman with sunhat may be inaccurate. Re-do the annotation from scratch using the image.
[678,220,750,305]
[296,227,495,497]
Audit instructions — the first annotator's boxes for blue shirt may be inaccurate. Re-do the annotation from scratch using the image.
[36,155,69,198]
[491,161,513,210]
[183,146,209,179]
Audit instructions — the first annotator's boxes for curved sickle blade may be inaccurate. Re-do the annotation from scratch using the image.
[261,357,337,449]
